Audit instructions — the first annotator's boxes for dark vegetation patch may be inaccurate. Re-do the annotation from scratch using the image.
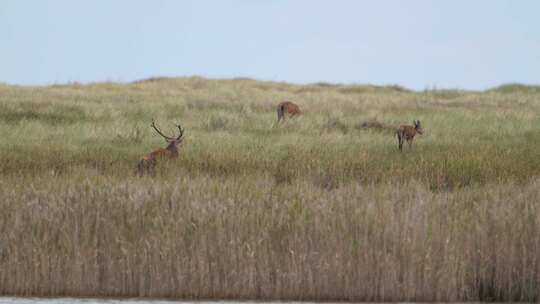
[423,89,467,99]
[310,82,339,87]
[131,76,172,84]
[338,84,411,95]
[489,83,540,94]
[384,84,412,92]
[231,77,257,82]
[49,81,85,88]
[338,86,371,95]
[0,104,89,125]
[356,119,396,132]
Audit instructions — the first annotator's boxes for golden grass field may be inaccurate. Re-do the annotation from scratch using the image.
[1,77,539,301]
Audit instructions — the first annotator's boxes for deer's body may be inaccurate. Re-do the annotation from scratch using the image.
[396,120,423,151]
[277,101,301,122]
[144,146,178,161]
[136,120,184,176]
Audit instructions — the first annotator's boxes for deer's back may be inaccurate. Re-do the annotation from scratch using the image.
[279,101,300,115]
[397,125,417,139]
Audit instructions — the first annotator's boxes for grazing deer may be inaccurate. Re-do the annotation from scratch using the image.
[277,101,301,122]
[396,120,423,151]
[136,120,185,176]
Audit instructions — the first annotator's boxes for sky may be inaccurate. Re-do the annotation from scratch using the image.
[1,0,539,90]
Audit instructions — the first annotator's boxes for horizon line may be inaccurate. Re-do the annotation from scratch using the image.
[1,75,539,93]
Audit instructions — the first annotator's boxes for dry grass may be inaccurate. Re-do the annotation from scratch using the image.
[1,77,540,301]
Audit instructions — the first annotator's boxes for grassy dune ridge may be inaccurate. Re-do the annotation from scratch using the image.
[1,77,540,300]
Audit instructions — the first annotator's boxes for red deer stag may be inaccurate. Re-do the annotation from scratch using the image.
[396,120,423,151]
[277,101,301,122]
[136,120,185,176]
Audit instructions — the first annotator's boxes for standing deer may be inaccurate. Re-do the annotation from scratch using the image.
[277,101,301,123]
[136,120,185,176]
[396,120,423,151]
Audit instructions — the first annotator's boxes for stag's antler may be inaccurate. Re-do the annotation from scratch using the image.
[174,124,185,141]
[151,119,174,140]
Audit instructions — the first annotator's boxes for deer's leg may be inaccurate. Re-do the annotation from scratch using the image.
[277,106,284,123]
[136,160,146,176]
[406,138,412,149]
[149,160,158,176]
[396,132,403,151]
[135,163,141,176]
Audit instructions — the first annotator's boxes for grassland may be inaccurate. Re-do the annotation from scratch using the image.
[1,77,540,301]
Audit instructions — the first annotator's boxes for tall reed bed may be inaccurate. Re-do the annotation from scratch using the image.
[0,173,539,301]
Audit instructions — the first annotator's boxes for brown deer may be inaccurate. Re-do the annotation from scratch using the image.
[396,120,423,151]
[277,101,301,122]
[136,120,185,176]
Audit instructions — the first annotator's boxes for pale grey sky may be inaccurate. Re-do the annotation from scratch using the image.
[1,0,539,90]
